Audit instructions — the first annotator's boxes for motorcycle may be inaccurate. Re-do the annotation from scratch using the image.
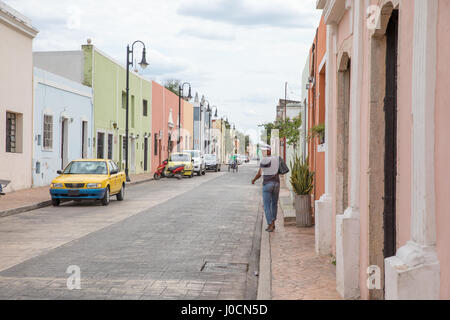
[153,160,185,180]
[167,164,185,180]
[228,159,238,173]
[0,179,10,196]
[154,159,169,180]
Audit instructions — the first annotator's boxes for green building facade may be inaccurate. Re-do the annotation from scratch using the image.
[82,45,152,174]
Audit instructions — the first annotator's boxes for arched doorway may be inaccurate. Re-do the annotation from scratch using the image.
[336,52,351,217]
[367,2,399,300]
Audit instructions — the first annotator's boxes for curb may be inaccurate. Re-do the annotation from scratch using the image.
[257,204,272,300]
[0,200,53,218]
[0,177,154,219]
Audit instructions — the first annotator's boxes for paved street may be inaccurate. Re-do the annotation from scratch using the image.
[0,164,262,300]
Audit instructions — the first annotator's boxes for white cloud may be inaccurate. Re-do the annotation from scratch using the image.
[178,28,236,41]
[178,0,318,29]
[4,0,322,133]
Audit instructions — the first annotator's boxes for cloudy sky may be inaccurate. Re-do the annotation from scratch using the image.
[6,0,322,142]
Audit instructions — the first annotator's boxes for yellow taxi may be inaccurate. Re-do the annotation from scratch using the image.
[49,159,126,206]
[167,152,194,178]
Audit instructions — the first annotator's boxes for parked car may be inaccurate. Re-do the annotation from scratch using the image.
[238,155,247,164]
[0,179,10,196]
[49,159,126,207]
[185,150,206,176]
[205,154,221,172]
[235,154,244,165]
[167,152,194,178]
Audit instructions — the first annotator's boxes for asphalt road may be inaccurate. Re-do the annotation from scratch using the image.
[0,163,262,300]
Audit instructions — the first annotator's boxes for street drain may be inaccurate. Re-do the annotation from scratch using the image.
[201,262,249,273]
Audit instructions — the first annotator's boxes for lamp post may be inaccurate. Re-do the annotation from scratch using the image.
[125,40,149,182]
[177,82,192,151]
[200,99,210,154]
[233,125,238,155]
[221,116,228,162]
[207,106,218,154]
[220,116,227,163]
[228,123,237,155]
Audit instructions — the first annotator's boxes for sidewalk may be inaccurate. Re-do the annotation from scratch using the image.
[0,172,154,218]
[258,178,341,300]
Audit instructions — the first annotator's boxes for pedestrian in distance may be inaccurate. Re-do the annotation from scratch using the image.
[251,145,288,232]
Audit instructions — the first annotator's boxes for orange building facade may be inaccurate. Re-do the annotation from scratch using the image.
[307,16,327,207]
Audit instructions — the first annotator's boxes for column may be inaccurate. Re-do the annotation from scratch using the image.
[336,0,362,299]
[315,23,336,255]
[384,0,440,300]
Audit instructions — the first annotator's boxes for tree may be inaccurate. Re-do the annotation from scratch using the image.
[259,122,276,145]
[259,116,303,151]
[245,135,250,154]
[164,79,181,96]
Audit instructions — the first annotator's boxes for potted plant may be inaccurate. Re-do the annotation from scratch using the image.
[309,123,325,145]
[290,155,315,227]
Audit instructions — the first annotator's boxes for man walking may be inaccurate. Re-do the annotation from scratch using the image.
[252,145,281,232]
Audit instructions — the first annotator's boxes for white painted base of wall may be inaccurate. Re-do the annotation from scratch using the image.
[385,241,440,300]
[336,206,360,299]
[315,194,333,255]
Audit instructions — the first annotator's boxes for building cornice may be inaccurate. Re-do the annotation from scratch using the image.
[316,0,327,9]
[0,1,38,38]
[320,0,347,25]
[86,45,153,84]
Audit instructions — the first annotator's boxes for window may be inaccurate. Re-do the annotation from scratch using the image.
[107,134,113,160]
[6,112,20,153]
[97,132,105,159]
[107,161,114,174]
[170,153,190,162]
[131,95,135,128]
[121,91,126,109]
[64,161,107,175]
[122,136,126,163]
[82,121,88,158]
[112,161,119,173]
[43,115,53,150]
[154,133,158,155]
[188,150,200,158]
[143,100,148,116]
[6,112,16,152]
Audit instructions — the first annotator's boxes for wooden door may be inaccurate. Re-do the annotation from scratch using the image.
[144,137,148,171]
[383,9,399,259]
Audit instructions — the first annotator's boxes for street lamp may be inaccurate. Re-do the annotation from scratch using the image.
[125,40,149,182]
[232,124,238,154]
[219,116,228,162]
[207,106,218,154]
[178,82,192,151]
[200,99,210,154]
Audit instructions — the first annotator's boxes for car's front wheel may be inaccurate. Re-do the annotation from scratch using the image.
[116,184,124,201]
[101,187,110,206]
[52,199,60,207]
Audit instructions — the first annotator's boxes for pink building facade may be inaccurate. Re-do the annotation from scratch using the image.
[0,2,38,191]
[315,0,450,299]
[151,81,181,173]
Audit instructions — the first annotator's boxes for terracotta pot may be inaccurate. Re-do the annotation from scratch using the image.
[294,194,312,227]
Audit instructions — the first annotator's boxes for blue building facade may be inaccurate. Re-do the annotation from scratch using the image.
[32,68,93,187]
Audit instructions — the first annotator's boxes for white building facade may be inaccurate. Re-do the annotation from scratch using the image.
[32,68,93,186]
[0,1,38,191]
